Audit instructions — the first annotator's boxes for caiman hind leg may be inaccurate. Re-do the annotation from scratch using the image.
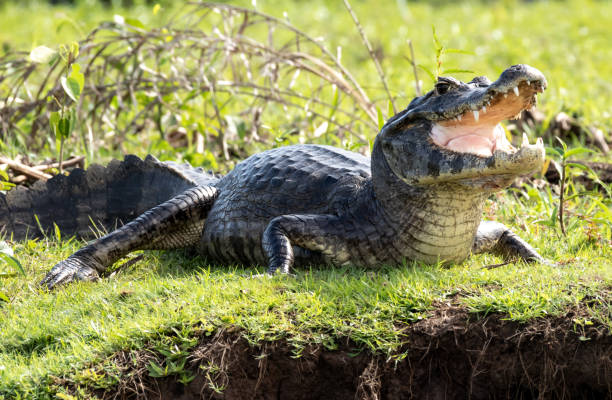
[262,214,354,275]
[472,221,545,263]
[40,186,219,289]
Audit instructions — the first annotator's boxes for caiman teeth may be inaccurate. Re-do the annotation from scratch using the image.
[473,110,479,122]
[513,86,520,96]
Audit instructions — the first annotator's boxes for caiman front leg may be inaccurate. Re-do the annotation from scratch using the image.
[262,214,352,274]
[40,186,218,289]
[472,221,545,263]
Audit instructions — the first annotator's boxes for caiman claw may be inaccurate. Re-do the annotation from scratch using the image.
[40,255,100,290]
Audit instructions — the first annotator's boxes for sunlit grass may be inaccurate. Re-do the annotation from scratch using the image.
[0,192,610,396]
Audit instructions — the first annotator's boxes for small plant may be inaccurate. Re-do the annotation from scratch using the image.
[29,42,84,174]
[544,137,609,236]
[419,26,474,82]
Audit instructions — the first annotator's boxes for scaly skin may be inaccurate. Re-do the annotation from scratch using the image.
[0,64,550,289]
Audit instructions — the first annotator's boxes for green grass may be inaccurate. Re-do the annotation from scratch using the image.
[0,193,610,397]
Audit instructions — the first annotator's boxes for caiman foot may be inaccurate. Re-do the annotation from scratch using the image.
[473,221,554,265]
[40,256,100,290]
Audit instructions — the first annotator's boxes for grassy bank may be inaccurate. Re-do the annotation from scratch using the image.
[0,0,611,398]
[0,193,610,396]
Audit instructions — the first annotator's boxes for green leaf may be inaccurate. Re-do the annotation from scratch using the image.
[125,18,145,29]
[388,99,394,117]
[563,147,596,159]
[545,146,563,159]
[29,46,57,64]
[50,111,60,137]
[58,116,71,139]
[549,205,558,227]
[147,361,167,377]
[443,48,475,55]
[377,106,384,131]
[0,253,25,277]
[56,393,77,400]
[0,292,9,302]
[566,162,595,174]
[57,110,76,140]
[69,63,85,93]
[555,136,567,152]
[54,223,61,242]
[440,68,475,75]
[331,85,339,109]
[431,25,442,51]
[69,42,79,60]
[566,163,611,197]
[417,64,436,82]
[61,76,81,102]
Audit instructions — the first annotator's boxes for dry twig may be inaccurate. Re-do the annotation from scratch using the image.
[343,0,397,114]
[0,156,53,181]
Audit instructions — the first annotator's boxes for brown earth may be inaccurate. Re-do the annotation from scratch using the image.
[89,304,612,400]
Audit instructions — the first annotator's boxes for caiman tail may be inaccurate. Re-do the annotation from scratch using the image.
[0,155,219,241]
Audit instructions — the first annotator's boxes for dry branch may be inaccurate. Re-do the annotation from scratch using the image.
[343,0,396,114]
[33,156,85,171]
[0,156,53,181]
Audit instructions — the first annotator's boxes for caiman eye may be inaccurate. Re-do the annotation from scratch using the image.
[435,76,460,95]
[435,82,451,95]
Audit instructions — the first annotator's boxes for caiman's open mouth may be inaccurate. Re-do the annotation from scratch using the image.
[431,73,546,158]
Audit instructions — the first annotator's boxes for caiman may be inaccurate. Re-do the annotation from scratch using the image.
[0,64,548,289]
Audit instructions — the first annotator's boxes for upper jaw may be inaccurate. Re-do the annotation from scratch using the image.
[439,65,547,124]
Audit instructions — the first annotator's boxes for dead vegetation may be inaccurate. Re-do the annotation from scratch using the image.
[0,3,380,167]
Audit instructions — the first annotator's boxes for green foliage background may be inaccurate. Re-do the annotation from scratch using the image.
[1,0,611,165]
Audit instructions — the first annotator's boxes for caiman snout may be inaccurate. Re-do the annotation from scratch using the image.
[495,64,547,93]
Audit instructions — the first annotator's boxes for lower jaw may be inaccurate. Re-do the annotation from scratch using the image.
[458,175,518,191]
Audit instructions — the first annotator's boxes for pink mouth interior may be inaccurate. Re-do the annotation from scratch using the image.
[430,81,540,157]
[432,124,513,158]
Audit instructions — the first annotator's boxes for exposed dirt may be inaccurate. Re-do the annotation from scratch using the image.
[91,305,612,400]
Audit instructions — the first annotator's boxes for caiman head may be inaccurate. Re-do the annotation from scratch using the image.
[374,64,547,190]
